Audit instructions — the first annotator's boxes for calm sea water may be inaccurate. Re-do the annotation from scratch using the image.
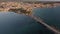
[0,7,60,34]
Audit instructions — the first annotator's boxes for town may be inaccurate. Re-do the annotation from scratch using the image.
[0,2,60,15]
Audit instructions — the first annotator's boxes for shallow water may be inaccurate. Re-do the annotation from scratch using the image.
[0,7,60,34]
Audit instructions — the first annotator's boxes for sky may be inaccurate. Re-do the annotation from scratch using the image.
[22,0,60,1]
[0,0,60,2]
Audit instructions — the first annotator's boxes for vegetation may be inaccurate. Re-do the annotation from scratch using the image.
[9,8,32,15]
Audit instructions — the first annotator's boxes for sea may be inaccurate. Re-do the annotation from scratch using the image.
[0,7,60,34]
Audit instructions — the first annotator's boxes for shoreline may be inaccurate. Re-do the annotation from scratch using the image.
[0,2,60,15]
